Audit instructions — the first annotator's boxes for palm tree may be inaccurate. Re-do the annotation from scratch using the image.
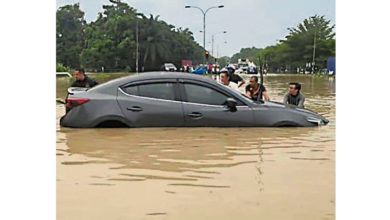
[139,14,171,69]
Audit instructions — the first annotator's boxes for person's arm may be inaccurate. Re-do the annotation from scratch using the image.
[88,78,98,87]
[238,78,246,88]
[283,94,288,105]
[92,79,98,87]
[262,91,270,101]
[297,95,305,108]
[236,75,245,88]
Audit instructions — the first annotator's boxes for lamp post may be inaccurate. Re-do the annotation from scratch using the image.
[185,5,224,64]
[200,31,227,64]
[312,30,317,74]
[211,31,226,58]
[135,14,143,74]
[136,19,139,74]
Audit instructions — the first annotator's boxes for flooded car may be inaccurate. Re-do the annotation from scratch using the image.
[60,72,328,128]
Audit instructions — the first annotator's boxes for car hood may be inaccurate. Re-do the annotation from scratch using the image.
[253,101,329,125]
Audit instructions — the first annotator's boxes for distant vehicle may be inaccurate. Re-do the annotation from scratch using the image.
[236,58,257,74]
[60,72,329,128]
[161,63,177,71]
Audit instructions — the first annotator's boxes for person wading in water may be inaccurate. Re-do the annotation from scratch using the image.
[283,82,305,108]
[245,76,270,101]
[226,65,246,88]
[71,68,98,88]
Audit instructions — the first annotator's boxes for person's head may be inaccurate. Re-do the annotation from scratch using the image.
[227,65,235,74]
[249,76,259,88]
[288,82,301,95]
[75,68,86,81]
[220,72,229,85]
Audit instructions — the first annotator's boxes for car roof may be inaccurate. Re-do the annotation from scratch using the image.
[92,71,219,91]
[126,71,215,84]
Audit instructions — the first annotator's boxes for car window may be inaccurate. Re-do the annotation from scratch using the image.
[184,83,230,105]
[122,85,138,95]
[123,82,176,101]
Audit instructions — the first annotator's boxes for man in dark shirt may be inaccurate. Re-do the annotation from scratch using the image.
[245,76,270,101]
[71,68,98,88]
[283,82,305,108]
[227,65,245,88]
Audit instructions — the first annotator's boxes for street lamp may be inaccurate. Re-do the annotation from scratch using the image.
[185,5,224,64]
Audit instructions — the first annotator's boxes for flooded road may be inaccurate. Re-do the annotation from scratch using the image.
[56,74,335,220]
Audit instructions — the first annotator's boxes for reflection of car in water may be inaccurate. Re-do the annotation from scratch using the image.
[60,72,329,128]
[62,126,315,173]
[161,63,177,71]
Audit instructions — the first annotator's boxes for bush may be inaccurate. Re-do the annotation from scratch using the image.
[56,63,70,72]
[125,66,132,73]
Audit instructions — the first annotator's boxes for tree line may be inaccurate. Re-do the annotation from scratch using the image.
[57,2,335,74]
[56,1,204,72]
[230,15,335,73]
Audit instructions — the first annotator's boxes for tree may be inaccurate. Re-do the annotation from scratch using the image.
[57,1,208,72]
[254,15,335,73]
[138,15,171,70]
[217,56,229,67]
[56,4,86,68]
[230,47,262,64]
[282,15,335,71]
[80,2,137,71]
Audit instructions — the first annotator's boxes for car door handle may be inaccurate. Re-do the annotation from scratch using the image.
[188,112,203,118]
[127,106,143,112]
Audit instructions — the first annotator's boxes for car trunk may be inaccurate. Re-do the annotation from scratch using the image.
[65,87,90,113]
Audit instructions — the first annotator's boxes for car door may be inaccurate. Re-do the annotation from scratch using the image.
[180,80,254,127]
[117,80,184,127]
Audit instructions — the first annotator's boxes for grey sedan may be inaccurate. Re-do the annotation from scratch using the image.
[60,72,329,128]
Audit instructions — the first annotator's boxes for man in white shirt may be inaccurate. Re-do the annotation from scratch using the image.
[220,72,240,92]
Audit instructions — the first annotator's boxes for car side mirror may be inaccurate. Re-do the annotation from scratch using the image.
[224,98,237,112]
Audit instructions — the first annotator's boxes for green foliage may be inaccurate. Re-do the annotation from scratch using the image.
[231,47,262,64]
[56,63,70,72]
[56,1,204,71]
[217,56,230,67]
[80,3,138,71]
[56,4,86,68]
[257,15,335,73]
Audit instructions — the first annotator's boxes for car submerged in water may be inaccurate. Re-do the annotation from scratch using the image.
[60,72,329,128]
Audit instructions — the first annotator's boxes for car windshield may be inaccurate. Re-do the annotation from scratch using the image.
[165,64,175,67]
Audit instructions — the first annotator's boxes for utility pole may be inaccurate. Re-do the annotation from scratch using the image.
[136,19,139,74]
[312,30,317,74]
[202,30,226,63]
[211,35,214,59]
[135,13,143,74]
[203,14,206,62]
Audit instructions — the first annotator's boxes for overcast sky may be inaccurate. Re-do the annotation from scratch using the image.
[57,0,335,57]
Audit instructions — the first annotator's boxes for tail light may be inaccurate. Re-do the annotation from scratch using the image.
[65,98,90,110]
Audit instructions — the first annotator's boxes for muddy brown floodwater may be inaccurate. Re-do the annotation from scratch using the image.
[56,74,335,220]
